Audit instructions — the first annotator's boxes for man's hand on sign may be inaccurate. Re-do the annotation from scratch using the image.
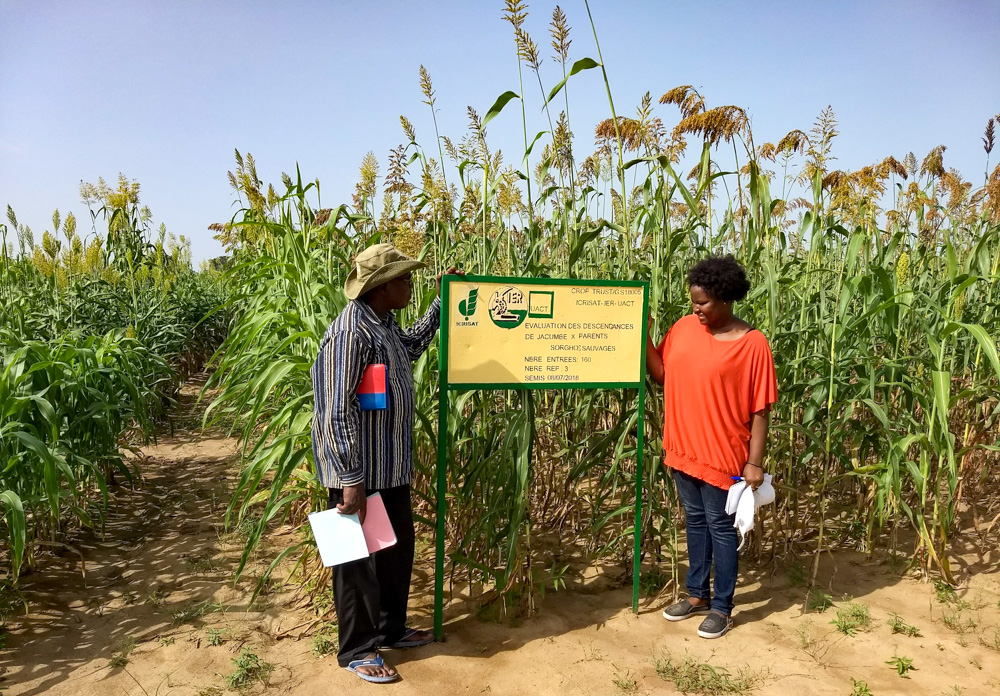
[437,267,465,296]
[337,483,368,524]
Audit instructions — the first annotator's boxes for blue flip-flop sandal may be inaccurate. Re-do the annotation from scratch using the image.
[344,654,400,683]
[384,627,434,649]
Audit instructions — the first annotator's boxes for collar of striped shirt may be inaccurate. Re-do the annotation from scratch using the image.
[354,297,395,328]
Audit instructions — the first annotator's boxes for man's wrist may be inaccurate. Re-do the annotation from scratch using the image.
[746,462,764,470]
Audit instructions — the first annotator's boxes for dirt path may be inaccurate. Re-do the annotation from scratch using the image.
[4,382,1000,695]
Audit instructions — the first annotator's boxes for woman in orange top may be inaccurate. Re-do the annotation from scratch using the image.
[646,255,777,639]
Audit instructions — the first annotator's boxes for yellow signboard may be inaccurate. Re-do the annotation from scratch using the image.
[443,276,648,387]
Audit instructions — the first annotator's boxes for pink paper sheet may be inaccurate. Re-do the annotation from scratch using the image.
[362,492,397,553]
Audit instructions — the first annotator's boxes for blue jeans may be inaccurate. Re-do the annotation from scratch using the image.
[673,469,739,616]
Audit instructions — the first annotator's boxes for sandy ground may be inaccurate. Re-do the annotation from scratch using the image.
[3,384,1000,695]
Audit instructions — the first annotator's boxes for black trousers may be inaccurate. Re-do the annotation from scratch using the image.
[328,484,415,667]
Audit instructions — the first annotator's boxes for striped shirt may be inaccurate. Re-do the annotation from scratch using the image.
[311,297,441,489]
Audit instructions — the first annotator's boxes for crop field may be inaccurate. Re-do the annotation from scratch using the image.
[197,5,1000,616]
[2,4,1000,686]
[0,180,228,599]
[0,3,1000,612]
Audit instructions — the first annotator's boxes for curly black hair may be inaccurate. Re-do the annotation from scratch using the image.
[686,255,750,302]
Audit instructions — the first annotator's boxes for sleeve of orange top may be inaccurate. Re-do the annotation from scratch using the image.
[750,335,778,413]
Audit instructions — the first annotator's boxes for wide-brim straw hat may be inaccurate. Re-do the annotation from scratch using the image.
[344,243,426,300]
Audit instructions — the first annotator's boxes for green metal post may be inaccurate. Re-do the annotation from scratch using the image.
[434,277,451,641]
[632,283,650,613]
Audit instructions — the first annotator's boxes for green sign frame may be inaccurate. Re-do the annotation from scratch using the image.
[434,274,650,640]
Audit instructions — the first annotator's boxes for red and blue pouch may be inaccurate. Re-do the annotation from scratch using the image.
[358,364,388,410]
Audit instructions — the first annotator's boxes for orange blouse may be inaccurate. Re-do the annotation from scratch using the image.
[658,313,778,490]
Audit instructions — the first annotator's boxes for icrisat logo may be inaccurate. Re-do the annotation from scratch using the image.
[458,287,478,318]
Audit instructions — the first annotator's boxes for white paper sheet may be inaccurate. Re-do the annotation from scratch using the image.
[308,507,370,567]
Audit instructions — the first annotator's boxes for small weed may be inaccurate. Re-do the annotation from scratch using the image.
[187,553,222,574]
[934,579,958,604]
[807,591,834,613]
[531,562,569,600]
[886,654,915,678]
[196,688,223,696]
[226,647,274,690]
[887,613,921,637]
[970,658,981,670]
[311,624,337,657]
[145,589,168,607]
[833,518,867,549]
[795,620,812,650]
[654,651,766,694]
[831,603,871,636]
[312,632,337,657]
[255,575,281,597]
[172,599,224,625]
[795,619,832,665]
[121,591,140,606]
[941,609,976,635]
[612,666,638,693]
[941,685,964,696]
[787,560,807,587]
[206,628,225,646]
[850,678,873,696]
[311,591,333,616]
[0,580,27,623]
[232,516,261,541]
[582,641,605,662]
[966,593,988,611]
[639,566,670,595]
[108,635,137,668]
[157,635,175,646]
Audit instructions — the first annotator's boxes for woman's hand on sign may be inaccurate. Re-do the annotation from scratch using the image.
[337,483,368,524]
[437,266,465,296]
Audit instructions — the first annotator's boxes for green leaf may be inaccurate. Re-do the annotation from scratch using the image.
[951,321,1000,382]
[481,90,521,128]
[544,57,600,106]
[931,370,951,435]
[0,491,26,579]
[523,130,549,163]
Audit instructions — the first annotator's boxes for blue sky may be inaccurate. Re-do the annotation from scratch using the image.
[2,1,998,262]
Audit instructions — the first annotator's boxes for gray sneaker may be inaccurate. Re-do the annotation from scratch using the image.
[697,611,733,638]
[662,598,711,622]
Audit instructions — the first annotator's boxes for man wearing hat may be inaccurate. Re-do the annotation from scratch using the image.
[311,242,460,683]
